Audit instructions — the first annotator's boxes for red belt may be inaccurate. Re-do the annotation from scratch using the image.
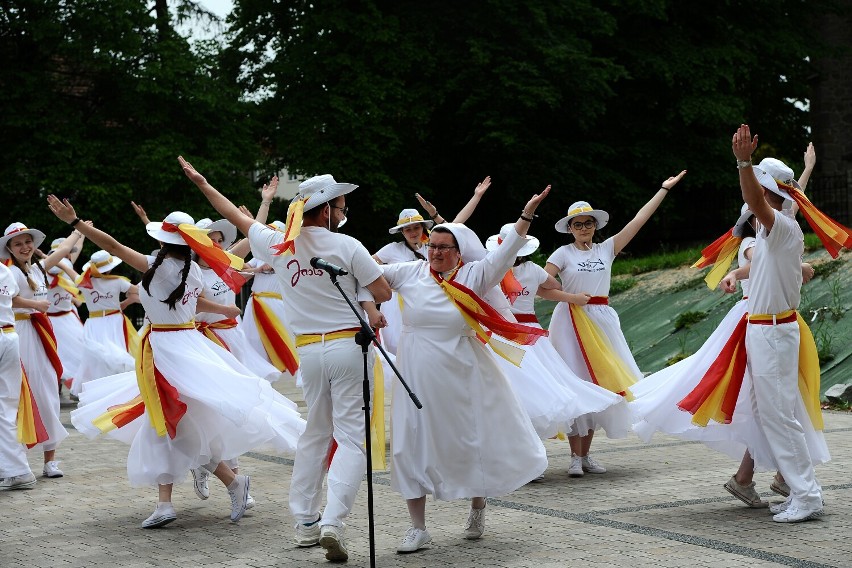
[588,296,608,305]
[515,313,540,324]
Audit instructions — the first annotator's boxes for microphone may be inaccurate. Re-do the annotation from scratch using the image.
[310,257,349,276]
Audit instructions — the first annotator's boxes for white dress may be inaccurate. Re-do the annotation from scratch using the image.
[373,241,428,355]
[380,229,547,500]
[631,238,829,471]
[197,267,281,382]
[73,276,135,393]
[11,262,68,451]
[71,257,305,487]
[46,267,85,388]
[495,261,630,440]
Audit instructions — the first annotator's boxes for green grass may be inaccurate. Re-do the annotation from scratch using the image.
[612,246,703,276]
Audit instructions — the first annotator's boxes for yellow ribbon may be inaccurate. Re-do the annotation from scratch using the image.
[296,329,359,348]
[568,304,636,399]
[136,323,194,437]
[370,353,386,470]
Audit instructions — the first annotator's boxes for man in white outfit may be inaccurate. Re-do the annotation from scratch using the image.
[182,160,392,561]
[731,125,824,522]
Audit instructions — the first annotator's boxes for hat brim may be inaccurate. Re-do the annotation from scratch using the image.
[146,222,187,246]
[554,210,609,233]
[0,228,47,260]
[733,208,755,238]
[485,234,540,256]
[753,167,791,201]
[389,220,434,234]
[82,257,122,274]
[204,219,237,250]
[302,183,358,211]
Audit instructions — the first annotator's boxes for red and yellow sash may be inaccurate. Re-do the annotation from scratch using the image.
[568,302,636,399]
[271,197,308,256]
[16,312,63,383]
[162,222,246,292]
[195,318,238,351]
[430,267,547,366]
[251,292,299,375]
[692,228,743,290]
[778,182,852,258]
[17,364,49,448]
[138,323,193,438]
[76,260,127,289]
[50,272,84,302]
[499,268,524,305]
[677,310,822,429]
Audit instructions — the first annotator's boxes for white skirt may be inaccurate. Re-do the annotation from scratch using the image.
[48,311,85,386]
[377,292,404,356]
[72,313,135,393]
[17,319,68,450]
[630,300,829,471]
[209,324,282,383]
[71,328,305,486]
[238,298,300,384]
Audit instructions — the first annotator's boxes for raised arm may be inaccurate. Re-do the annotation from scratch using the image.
[733,125,775,232]
[47,195,149,272]
[131,201,151,226]
[43,229,85,271]
[254,177,278,225]
[613,170,686,255]
[452,176,491,223]
[179,156,257,237]
[414,192,444,224]
[797,143,816,192]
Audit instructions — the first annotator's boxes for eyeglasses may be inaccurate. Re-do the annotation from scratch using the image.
[427,244,458,251]
[571,220,597,230]
[329,204,349,216]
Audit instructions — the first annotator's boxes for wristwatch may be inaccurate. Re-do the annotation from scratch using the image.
[736,159,752,169]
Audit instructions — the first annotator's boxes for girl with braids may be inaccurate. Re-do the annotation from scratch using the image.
[47,200,305,529]
[1,222,82,478]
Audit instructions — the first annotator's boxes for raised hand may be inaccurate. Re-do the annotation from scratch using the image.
[523,185,551,216]
[47,194,78,224]
[732,124,758,162]
[238,205,254,219]
[804,143,816,170]
[662,170,687,190]
[131,201,150,225]
[261,176,279,203]
[415,193,437,218]
[178,155,208,187]
[474,176,491,196]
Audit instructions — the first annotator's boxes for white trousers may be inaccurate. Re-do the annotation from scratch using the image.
[0,333,30,478]
[289,338,372,527]
[746,322,823,509]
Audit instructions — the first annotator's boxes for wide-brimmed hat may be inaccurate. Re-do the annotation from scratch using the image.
[433,223,486,263]
[486,223,540,256]
[0,222,46,260]
[196,218,237,249]
[733,203,754,238]
[81,250,122,274]
[146,211,195,245]
[389,208,434,234]
[268,220,286,232]
[295,174,357,211]
[50,237,65,250]
[758,158,801,190]
[555,201,609,233]
[751,166,791,202]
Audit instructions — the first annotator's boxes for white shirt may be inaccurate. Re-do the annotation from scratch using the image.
[248,223,383,335]
[374,241,428,264]
[748,210,803,315]
[546,238,616,296]
[504,261,549,315]
[248,258,283,295]
[738,236,756,298]
[139,256,203,325]
[79,275,131,312]
[11,262,49,315]
[0,263,20,327]
[196,267,236,324]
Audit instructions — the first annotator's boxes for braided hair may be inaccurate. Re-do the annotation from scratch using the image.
[7,253,49,292]
[141,243,192,310]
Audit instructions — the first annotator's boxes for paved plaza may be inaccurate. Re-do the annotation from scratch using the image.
[3,379,850,568]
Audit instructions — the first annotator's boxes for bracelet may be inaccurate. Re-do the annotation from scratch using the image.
[430,212,440,220]
[520,213,535,222]
[736,159,752,169]
[261,200,273,206]
[69,218,81,227]
[660,187,668,191]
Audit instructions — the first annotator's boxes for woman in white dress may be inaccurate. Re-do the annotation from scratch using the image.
[0,223,80,478]
[369,187,550,554]
[545,171,686,476]
[48,198,305,529]
[485,223,630,443]
[72,249,139,395]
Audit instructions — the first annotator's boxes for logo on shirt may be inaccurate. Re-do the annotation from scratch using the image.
[91,290,114,303]
[506,287,530,301]
[286,259,324,287]
[182,287,201,305]
[577,258,605,273]
[0,285,10,296]
[53,291,71,305]
[210,280,230,297]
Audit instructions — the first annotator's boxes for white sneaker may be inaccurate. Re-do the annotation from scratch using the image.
[42,461,64,478]
[294,517,321,547]
[319,525,348,561]
[581,455,607,474]
[228,474,250,522]
[245,493,255,510]
[568,454,584,477]
[397,527,432,553]
[141,503,177,529]
[191,467,209,500]
[464,505,485,539]
[0,472,37,491]
[769,497,792,514]
[773,505,824,523]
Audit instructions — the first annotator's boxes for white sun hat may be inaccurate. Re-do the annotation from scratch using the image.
[295,174,358,211]
[268,220,286,232]
[389,208,434,234]
[81,250,122,274]
[146,211,196,245]
[751,166,790,202]
[757,157,800,190]
[0,222,46,260]
[554,201,609,233]
[434,223,487,263]
[196,218,237,249]
[486,223,540,256]
[733,203,754,237]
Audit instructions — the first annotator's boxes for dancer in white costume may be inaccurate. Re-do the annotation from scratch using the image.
[368,189,550,554]
[72,249,138,395]
[49,198,305,529]
[45,233,87,391]
[1,222,79,478]
[182,157,391,562]
[545,170,686,476]
[0,263,37,490]
[486,223,629,442]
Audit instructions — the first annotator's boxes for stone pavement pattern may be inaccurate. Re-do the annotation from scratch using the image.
[2,379,850,568]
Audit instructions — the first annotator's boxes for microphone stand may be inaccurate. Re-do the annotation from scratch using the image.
[327,272,421,568]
